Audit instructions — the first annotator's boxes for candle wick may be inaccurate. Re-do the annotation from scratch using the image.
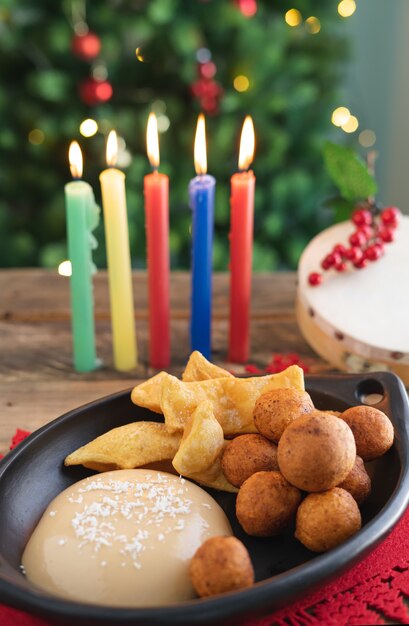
[152,165,159,173]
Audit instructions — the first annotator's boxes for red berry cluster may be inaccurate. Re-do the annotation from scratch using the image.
[244,353,310,375]
[308,205,401,287]
[0,428,30,461]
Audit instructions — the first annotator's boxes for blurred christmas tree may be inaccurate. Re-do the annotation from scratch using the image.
[0,0,348,270]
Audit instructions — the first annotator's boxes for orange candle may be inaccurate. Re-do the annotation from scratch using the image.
[228,116,256,363]
[144,112,170,369]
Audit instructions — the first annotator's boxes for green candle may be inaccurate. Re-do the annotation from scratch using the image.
[64,141,100,372]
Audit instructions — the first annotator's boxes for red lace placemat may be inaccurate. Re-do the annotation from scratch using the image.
[1,429,409,626]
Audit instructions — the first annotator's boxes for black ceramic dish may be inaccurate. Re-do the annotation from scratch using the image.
[0,372,409,626]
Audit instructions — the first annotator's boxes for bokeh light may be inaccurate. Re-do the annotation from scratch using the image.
[73,22,88,36]
[285,9,302,27]
[305,16,321,34]
[117,150,132,168]
[92,63,108,81]
[331,106,350,127]
[239,0,257,17]
[359,129,376,148]
[58,260,72,277]
[342,115,359,133]
[28,129,45,145]
[95,81,113,102]
[196,48,211,64]
[157,115,170,133]
[338,0,356,18]
[201,62,216,79]
[234,75,250,92]
[135,47,145,62]
[152,100,167,115]
[79,118,98,137]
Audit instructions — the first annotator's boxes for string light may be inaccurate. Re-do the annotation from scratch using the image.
[338,0,356,18]
[234,75,250,92]
[28,129,45,145]
[285,9,302,27]
[58,260,72,277]
[331,107,351,127]
[342,115,359,133]
[359,129,376,148]
[79,118,98,137]
[305,16,321,34]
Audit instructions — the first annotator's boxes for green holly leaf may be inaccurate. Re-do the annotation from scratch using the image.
[323,141,378,202]
[325,196,355,222]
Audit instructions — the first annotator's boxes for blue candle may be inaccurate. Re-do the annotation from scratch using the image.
[189,114,216,358]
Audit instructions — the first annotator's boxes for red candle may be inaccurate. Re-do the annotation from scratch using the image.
[144,113,170,368]
[228,116,256,363]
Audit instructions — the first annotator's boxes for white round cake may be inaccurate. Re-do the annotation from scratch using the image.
[297,215,409,382]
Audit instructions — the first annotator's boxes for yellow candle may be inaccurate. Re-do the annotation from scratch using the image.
[100,130,137,371]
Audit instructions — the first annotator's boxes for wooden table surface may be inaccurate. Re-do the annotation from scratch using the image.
[0,269,328,452]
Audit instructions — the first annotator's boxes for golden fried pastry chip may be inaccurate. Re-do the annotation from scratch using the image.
[185,457,238,493]
[64,422,181,472]
[130,353,232,414]
[161,365,305,435]
[130,371,167,413]
[172,400,224,476]
[182,351,233,382]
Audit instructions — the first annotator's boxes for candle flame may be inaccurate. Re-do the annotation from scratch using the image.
[238,116,255,171]
[69,141,83,179]
[194,113,207,175]
[147,112,160,168]
[106,130,118,167]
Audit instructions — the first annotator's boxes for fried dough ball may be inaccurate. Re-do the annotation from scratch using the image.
[277,412,356,492]
[236,471,301,537]
[221,434,278,487]
[295,487,361,552]
[338,456,371,504]
[340,406,394,461]
[189,536,254,597]
[253,388,314,442]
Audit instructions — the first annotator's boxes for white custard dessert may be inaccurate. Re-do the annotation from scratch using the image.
[22,469,232,607]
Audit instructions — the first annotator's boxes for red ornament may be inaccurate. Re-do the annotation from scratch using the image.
[199,61,217,79]
[192,52,223,115]
[201,96,219,115]
[235,0,258,17]
[191,76,223,115]
[79,77,113,105]
[72,32,101,61]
